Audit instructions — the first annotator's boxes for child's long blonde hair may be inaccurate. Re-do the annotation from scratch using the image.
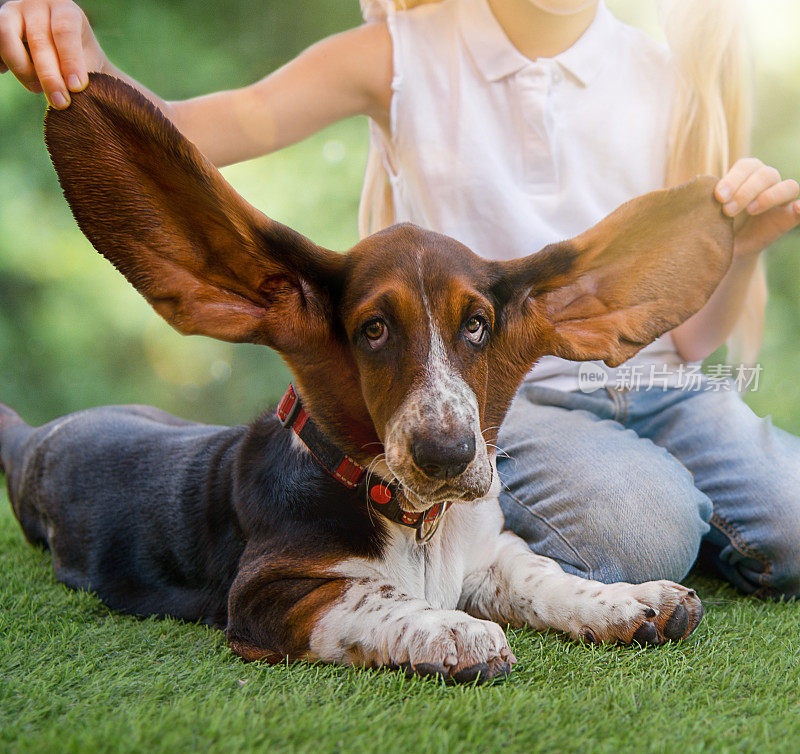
[358,0,763,364]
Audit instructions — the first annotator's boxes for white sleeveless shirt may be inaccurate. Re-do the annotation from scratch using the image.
[366,0,685,392]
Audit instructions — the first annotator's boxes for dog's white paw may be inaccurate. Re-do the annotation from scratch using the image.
[576,580,703,646]
[387,610,516,683]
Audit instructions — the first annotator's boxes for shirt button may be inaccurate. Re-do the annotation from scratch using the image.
[552,69,562,84]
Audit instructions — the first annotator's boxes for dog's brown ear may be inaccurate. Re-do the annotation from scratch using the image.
[44,73,344,353]
[500,176,733,367]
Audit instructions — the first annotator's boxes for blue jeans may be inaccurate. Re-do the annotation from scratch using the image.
[497,380,800,598]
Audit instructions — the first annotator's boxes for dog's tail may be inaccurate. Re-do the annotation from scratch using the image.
[1,403,34,482]
[0,404,46,545]
[0,403,29,474]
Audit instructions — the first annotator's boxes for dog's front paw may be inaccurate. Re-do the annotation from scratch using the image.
[579,580,703,646]
[389,611,516,683]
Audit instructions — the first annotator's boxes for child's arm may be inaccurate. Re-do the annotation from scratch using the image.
[671,160,800,362]
[0,0,392,167]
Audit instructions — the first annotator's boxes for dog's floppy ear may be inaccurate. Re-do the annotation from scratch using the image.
[44,73,344,353]
[499,176,733,367]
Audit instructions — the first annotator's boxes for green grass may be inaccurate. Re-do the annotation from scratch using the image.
[2,490,800,753]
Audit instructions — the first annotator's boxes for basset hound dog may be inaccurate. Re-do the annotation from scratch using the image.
[0,74,731,683]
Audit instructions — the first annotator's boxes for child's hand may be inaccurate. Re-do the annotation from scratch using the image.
[715,158,800,258]
[0,0,105,108]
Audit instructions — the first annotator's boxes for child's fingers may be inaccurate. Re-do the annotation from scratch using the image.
[765,201,800,237]
[50,2,87,90]
[24,5,70,107]
[715,157,763,205]
[721,163,782,217]
[745,178,800,216]
[0,21,9,72]
[0,5,39,89]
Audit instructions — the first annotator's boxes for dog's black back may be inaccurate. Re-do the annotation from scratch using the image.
[2,404,246,625]
[0,403,387,628]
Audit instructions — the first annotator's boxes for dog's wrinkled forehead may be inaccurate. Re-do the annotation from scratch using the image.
[342,224,493,316]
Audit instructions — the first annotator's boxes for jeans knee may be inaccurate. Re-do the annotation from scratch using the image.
[576,482,711,585]
[498,427,713,585]
[505,481,712,585]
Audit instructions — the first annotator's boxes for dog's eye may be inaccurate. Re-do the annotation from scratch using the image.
[463,315,487,345]
[363,318,389,348]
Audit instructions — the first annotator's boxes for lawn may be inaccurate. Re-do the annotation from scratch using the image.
[2,489,799,754]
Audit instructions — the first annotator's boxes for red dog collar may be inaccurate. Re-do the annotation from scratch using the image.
[277,385,450,542]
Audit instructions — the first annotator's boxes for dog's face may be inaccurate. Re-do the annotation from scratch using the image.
[45,75,734,508]
[341,229,499,506]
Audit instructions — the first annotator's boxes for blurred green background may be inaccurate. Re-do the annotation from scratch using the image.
[0,0,798,430]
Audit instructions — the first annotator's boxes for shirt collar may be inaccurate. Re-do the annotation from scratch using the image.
[458,0,614,86]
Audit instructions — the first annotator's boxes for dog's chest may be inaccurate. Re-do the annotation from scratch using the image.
[339,500,503,609]
[385,528,465,608]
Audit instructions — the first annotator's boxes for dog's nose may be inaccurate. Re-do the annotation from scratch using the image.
[410,435,476,480]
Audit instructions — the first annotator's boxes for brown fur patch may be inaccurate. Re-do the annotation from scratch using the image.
[226,547,349,662]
